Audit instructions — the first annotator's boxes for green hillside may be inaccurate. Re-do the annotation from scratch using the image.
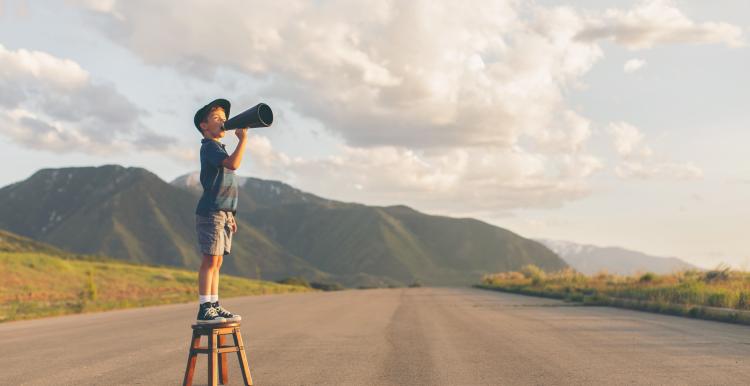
[0,231,311,322]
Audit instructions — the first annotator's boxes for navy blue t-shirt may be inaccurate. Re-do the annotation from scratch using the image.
[195,138,239,216]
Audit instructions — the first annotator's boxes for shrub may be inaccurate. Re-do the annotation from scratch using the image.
[704,265,731,283]
[481,271,525,285]
[738,291,749,309]
[706,291,729,308]
[520,265,546,285]
[85,269,97,301]
[639,272,656,283]
[276,276,310,288]
[310,281,345,291]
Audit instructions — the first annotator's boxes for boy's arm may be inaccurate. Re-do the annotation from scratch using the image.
[222,128,248,170]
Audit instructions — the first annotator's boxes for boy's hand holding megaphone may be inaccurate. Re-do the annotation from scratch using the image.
[235,127,247,141]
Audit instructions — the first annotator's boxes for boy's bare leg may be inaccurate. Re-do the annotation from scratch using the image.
[199,254,221,298]
[211,255,223,295]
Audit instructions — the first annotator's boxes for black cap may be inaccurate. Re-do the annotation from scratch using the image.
[194,98,231,132]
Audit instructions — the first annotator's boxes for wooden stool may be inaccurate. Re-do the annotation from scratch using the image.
[182,321,253,386]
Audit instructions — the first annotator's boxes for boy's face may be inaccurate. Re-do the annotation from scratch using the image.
[200,107,227,140]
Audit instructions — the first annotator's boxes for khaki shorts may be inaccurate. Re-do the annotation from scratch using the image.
[196,211,235,256]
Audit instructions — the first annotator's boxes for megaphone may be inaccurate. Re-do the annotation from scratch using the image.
[222,103,273,130]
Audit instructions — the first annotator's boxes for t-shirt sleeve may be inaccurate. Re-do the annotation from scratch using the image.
[202,143,228,168]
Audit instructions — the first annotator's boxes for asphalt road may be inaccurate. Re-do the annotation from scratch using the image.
[2,287,750,385]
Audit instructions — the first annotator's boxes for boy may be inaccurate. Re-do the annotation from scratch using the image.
[193,98,248,324]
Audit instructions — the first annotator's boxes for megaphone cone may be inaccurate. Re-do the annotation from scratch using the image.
[223,103,273,130]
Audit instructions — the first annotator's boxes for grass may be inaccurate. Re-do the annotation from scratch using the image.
[0,251,313,322]
[476,264,750,325]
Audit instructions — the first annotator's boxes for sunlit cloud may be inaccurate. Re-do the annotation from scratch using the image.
[0,44,180,156]
[624,58,646,73]
[608,122,702,181]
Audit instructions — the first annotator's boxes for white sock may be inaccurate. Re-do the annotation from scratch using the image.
[199,295,211,304]
[210,294,219,303]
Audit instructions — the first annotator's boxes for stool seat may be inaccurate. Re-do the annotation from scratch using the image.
[183,321,253,386]
[191,321,241,329]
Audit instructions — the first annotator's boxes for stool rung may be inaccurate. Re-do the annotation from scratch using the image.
[194,328,236,335]
[193,346,241,354]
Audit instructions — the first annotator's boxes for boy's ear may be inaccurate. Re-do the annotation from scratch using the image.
[199,121,208,132]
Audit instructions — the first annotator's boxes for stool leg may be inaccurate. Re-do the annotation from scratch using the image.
[182,331,201,386]
[219,334,228,385]
[208,330,219,386]
[233,327,254,386]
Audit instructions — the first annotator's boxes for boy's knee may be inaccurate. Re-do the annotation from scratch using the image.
[202,254,222,269]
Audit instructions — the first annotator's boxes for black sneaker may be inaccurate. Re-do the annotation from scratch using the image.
[196,302,226,324]
[212,301,241,322]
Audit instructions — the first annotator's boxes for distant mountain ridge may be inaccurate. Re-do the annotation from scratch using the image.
[537,239,698,275]
[0,165,567,286]
[172,171,337,210]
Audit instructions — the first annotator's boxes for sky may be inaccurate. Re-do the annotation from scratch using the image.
[0,0,748,269]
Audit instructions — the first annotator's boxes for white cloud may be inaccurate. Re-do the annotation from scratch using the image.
[0,108,120,154]
[71,0,735,210]
[72,0,610,211]
[624,58,646,73]
[609,121,651,158]
[245,134,603,217]
[577,0,744,49]
[608,122,702,181]
[0,44,178,156]
[615,161,703,180]
[74,0,118,14]
[0,45,89,88]
[73,1,606,150]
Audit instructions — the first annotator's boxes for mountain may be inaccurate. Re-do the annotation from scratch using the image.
[537,239,698,275]
[0,165,323,281]
[0,165,567,287]
[179,172,566,285]
[248,202,564,285]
